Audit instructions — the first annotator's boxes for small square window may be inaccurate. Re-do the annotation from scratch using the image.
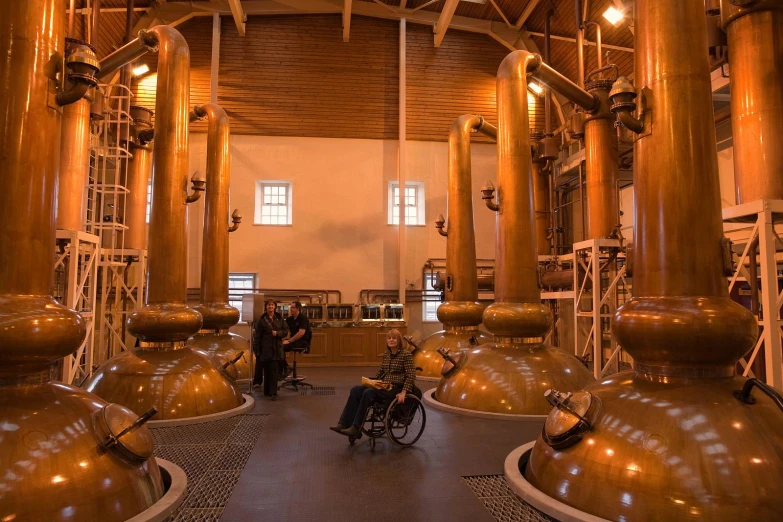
[228,273,256,317]
[388,182,425,226]
[423,272,441,322]
[255,181,293,226]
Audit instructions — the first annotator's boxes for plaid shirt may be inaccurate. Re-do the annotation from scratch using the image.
[374,348,416,392]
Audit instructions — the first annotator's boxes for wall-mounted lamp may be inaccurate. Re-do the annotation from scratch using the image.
[132,63,150,77]
[603,6,624,26]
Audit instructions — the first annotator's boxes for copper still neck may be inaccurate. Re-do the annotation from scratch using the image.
[0,0,87,377]
[720,0,783,203]
[193,103,240,331]
[481,51,553,338]
[612,0,757,375]
[127,26,202,342]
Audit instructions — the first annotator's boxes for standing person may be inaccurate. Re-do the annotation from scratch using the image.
[252,299,288,400]
[330,329,415,439]
[281,301,312,378]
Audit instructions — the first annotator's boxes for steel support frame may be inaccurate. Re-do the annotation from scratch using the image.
[97,249,147,361]
[55,229,100,385]
[574,237,627,379]
[723,199,783,389]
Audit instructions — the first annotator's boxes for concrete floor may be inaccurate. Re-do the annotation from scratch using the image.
[221,367,545,522]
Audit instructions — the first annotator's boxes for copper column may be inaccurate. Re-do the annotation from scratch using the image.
[123,106,154,250]
[413,115,495,379]
[188,104,250,379]
[434,52,594,415]
[0,1,163,519]
[84,26,243,420]
[721,0,783,203]
[524,1,783,519]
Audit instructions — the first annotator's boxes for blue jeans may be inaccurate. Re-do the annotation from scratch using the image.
[338,385,399,428]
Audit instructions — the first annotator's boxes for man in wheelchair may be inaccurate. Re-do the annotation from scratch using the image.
[330,329,417,440]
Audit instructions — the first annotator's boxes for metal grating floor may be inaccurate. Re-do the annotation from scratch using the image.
[415,378,439,394]
[299,385,336,396]
[151,414,268,522]
[462,475,555,522]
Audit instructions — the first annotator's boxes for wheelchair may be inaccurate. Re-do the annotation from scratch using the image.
[348,372,427,451]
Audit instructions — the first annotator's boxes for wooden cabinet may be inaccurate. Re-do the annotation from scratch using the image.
[294,326,407,367]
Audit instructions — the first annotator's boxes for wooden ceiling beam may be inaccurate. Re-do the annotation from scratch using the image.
[227,0,246,36]
[343,0,352,42]
[515,0,540,30]
[434,0,460,48]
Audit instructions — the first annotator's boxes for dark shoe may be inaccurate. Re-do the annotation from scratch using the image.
[270,395,278,401]
[340,425,362,439]
[329,424,347,434]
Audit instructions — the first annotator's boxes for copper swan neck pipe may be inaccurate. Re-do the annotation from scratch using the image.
[481,51,552,339]
[193,103,241,331]
[127,25,202,342]
[612,0,756,375]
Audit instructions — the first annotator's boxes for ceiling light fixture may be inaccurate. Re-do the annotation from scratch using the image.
[528,82,544,96]
[603,6,624,26]
[132,63,150,77]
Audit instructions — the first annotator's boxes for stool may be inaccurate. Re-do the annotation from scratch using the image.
[278,348,313,391]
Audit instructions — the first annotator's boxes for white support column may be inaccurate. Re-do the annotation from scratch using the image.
[398,18,407,306]
[758,206,783,389]
[210,13,221,104]
[591,241,601,379]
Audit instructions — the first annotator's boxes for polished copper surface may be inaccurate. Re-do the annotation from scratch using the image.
[57,97,92,231]
[0,2,163,519]
[526,372,783,520]
[434,342,593,415]
[122,109,153,250]
[84,346,243,419]
[532,158,551,255]
[583,84,619,239]
[86,26,243,419]
[192,103,239,331]
[0,381,164,521]
[189,331,250,381]
[721,0,783,203]
[435,52,594,415]
[414,116,495,376]
[525,1,782,518]
[413,327,492,379]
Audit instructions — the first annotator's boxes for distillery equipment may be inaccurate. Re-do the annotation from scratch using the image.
[432,60,594,416]
[118,105,155,251]
[720,0,783,203]
[83,26,245,421]
[0,1,165,519]
[187,103,251,380]
[413,115,496,379]
[521,0,783,519]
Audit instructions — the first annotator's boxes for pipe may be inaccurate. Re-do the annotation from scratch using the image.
[482,50,552,338]
[528,54,599,112]
[127,25,202,343]
[583,80,619,239]
[98,31,159,81]
[57,95,92,231]
[612,0,757,373]
[583,21,603,69]
[544,6,554,134]
[721,0,783,203]
[0,0,87,376]
[193,103,240,331]
[532,157,551,255]
[69,0,76,36]
[91,0,101,48]
[122,108,153,250]
[574,0,585,88]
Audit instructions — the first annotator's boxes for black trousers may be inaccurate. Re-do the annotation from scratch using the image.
[254,358,279,396]
[338,385,400,428]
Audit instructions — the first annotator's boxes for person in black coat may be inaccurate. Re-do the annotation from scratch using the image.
[252,299,289,399]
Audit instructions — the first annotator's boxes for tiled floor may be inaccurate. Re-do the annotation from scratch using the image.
[220,367,544,522]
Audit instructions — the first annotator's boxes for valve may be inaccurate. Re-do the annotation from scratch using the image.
[435,214,448,237]
[480,181,499,212]
[541,389,597,450]
[437,347,464,377]
[93,404,157,465]
[229,209,242,232]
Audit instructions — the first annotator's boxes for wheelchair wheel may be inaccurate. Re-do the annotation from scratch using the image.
[385,396,426,447]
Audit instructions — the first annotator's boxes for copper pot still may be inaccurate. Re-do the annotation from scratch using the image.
[83,26,244,420]
[434,54,594,416]
[0,1,164,520]
[524,0,783,520]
